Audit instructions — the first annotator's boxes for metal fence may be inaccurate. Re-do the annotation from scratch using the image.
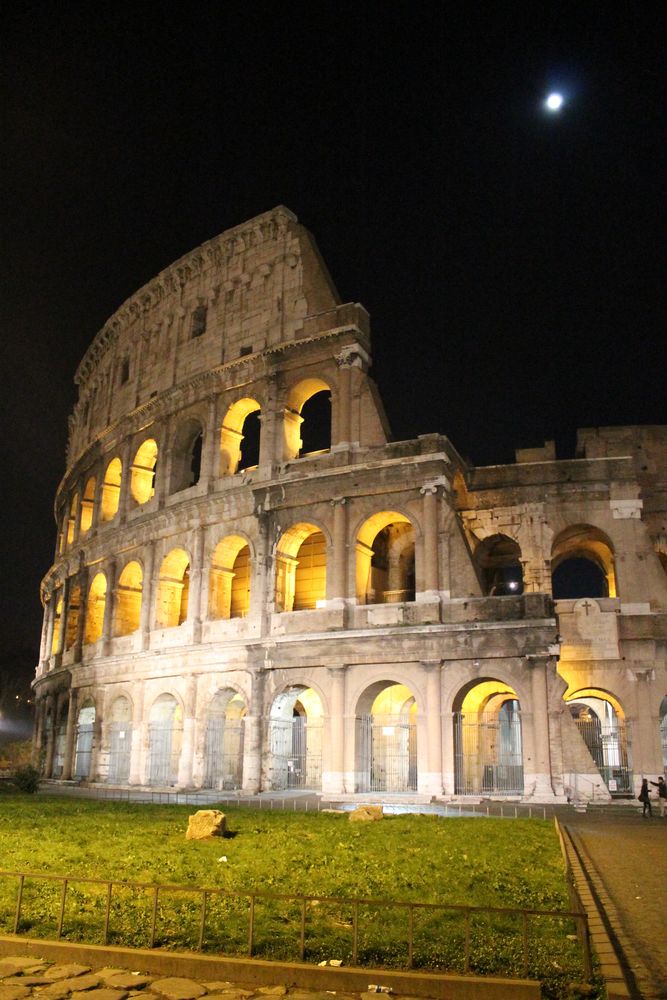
[0,868,591,981]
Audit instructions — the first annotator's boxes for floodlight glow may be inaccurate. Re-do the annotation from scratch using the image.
[545,92,564,112]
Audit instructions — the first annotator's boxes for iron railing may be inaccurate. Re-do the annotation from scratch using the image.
[0,867,592,981]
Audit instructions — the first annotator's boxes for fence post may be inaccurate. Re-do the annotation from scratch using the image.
[521,911,529,978]
[352,900,359,966]
[103,882,112,945]
[464,911,471,973]
[299,898,307,960]
[57,879,68,938]
[198,890,208,951]
[13,874,25,934]
[248,894,256,956]
[578,913,593,981]
[407,905,414,969]
[150,886,159,947]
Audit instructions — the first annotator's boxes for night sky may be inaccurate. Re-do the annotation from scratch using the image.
[1,4,664,681]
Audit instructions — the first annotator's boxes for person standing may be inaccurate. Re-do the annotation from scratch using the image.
[638,778,652,817]
[649,776,666,818]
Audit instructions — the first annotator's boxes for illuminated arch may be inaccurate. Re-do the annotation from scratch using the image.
[107,694,132,783]
[203,689,247,790]
[356,511,415,604]
[100,458,122,521]
[51,593,63,654]
[474,534,524,595]
[284,378,332,459]
[169,418,203,494]
[453,678,524,796]
[155,548,190,628]
[551,524,617,598]
[275,522,327,611]
[564,688,631,795]
[130,439,158,504]
[80,476,96,535]
[64,584,81,650]
[209,534,251,619]
[84,572,107,644]
[114,560,143,636]
[268,685,323,790]
[355,681,418,793]
[219,398,261,476]
[74,699,96,780]
[147,693,182,786]
[66,492,79,547]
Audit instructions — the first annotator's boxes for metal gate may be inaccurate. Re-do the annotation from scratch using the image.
[269,716,322,790]
[203,718,244,790]
[52,723,67,778]
[74,723,94,779]
[357,714,417,792]
[108,723,131,783]
[454,709,524,796]
[573,715,632,795]
[147,721,179,786]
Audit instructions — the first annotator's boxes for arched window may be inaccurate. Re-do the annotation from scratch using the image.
[565,689,630,795]
[51,593,63,654]
[275,524,327,611]
[74,701,96,779]
[84,572,107,644]
[191,304,207,339]
[114,561,143,636]
[65,584,81,650]
[453,679,524,795]
[203,690,246,790]
[130,439,158,505]
[80,476,96,535]
[66,492,79,547]
[100,458,122,521]
[552,525,616,599]
[475,534,524,595]
[156,549,190,628]
[355,682,418,793]
[169,420,203,493]
[284,379,332,460]
[108,695,132,784]
[147,694,182,786]
[219,398,261,476]
[209,535,251,619]
[268,686,323,790]
[356,512,415,604]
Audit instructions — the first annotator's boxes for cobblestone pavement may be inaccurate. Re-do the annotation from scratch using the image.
[565,809,667,999]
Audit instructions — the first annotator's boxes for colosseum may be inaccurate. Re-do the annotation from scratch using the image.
[33,206,667,802]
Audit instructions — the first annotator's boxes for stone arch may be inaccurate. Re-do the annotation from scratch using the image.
[452,678,524,796]
[564,687,631,796]
[169,417,204,494]
[50,591,63,654]
[65,583,81,650]
[354,680,418,793]
[66,491,79,547]
[107,694,132,783]
[80,475,96,535]
[275,522,328,611]
[474,534,524,595]
[84,572,107,645]
[114,560,143,636]
[74,698,96,780]
[219,397,262,476]
[209,534,252,619]
[284,377,332,459]
[147,692,183,786]
[551,524,617,599]
[100,457,122,521]
[355,511,416,604]
[130,438,158,504]
[202,688,247,790]
[267,684,323,790]
[155,548,190,628]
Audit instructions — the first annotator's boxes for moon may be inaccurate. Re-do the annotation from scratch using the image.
[545,92,564,112]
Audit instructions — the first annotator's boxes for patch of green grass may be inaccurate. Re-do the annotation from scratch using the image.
[0,797,598,998]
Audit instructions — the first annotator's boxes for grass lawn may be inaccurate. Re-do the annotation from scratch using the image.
[0,796,596,998]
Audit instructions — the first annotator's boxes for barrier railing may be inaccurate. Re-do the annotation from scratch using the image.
[1,867,592,982]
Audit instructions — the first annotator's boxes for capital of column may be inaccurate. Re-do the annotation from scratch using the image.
[335,343,370,369]
[330,496,347,507]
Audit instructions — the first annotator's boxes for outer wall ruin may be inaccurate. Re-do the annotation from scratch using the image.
[33,207,667,802]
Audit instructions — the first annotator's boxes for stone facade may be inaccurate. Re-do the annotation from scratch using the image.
[32,207,667,802]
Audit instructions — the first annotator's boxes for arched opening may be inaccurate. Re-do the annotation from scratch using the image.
[169,419,204,494]
[65,584,81,650]
[284,378,332,460]
[219,398,261,475]
[268,686,323,790]
[453,679,524,796]
[100,458,122,521]
[130,439,158,504]
[552,525,617,599]
[203,690,246,790]
[275,523,326,611]
[147,694,182,786]
[209,535,251,619]
[80,476,96,535]
[566,689,632,796]
[356,512,415,604]
[51,593,63,654]
[107,695,132,783]
[52,702,68,778]
[355,682,417,793]
[660,696,667,770]
[74,701,96,780]
[84,572,107,644]
[156,549,190,628]
[114,561,143,636]
[66,492,79,547]
[475,535,524,595]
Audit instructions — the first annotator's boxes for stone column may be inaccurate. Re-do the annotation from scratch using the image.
[630,667,661,781]
[73,566,88,663]
[201,395,219,488]
[322,666,347,794]
[117,440,133,523]
[129,681,146,785]
[420,484,440,596]
[43,693,57,778]
[155,413,172,507]
[242,667,265,793]
[141,541,155,651]
[42,596,55,671]
[421,660,443,795]
[62,688,78,780]
[189,525,205,642]
[178,674,199,787]
[331,498,348,601]
[102,558,117,654]
[528,655,556,799]
[32,698,46,767]
[336,363,352,446]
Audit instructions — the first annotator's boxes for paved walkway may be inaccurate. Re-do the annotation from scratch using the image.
[564,808,667,999]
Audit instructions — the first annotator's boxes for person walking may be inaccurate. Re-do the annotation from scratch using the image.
[638,778,652,817]
[649,776,666,818]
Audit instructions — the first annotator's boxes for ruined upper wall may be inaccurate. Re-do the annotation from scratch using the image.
[68,207,351,458]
